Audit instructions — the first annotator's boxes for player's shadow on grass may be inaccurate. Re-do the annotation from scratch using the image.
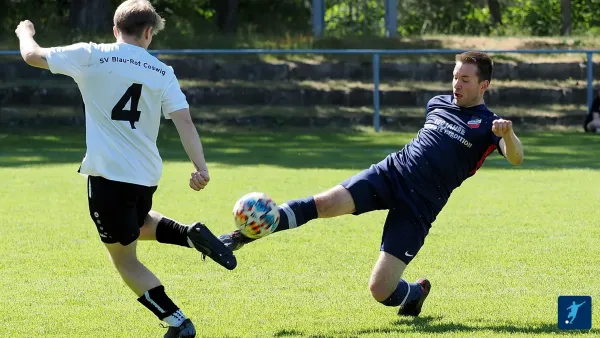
[385,316,598,335]
[0,126,599,170]
[273,316,598,337]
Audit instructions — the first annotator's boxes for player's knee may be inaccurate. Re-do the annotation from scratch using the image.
[369,280,395,301]
[105,242,139,268]
[144,210,162,227]
[314,185,355,217]
[110,252,139,270]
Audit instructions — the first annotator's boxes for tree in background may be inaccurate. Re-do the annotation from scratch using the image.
[70,0,110,33]
[488,0,503,27]
[560,0,572,35]
[1,0,600,41]
[211,0,239,34]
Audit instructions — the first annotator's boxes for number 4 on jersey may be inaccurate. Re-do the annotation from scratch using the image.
[112,83,142,129]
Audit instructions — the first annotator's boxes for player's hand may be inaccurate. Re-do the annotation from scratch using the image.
[492,119,513,137]
[15,20,35,38]
[189,170,210,191]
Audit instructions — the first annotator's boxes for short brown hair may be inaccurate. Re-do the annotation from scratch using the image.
[455,51,493,83]
[114,0,165,37]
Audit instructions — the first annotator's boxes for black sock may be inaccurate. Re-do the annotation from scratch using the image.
[137,285,180,320]
[274,196,318,233]
[378,279,423,307]
[156,217,190,248]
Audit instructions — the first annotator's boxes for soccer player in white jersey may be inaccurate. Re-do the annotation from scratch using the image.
[15,1,235,337]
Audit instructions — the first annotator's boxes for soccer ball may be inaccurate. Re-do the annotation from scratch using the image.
[232,192,280,239]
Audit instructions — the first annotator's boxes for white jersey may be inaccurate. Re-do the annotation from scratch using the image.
[45,42,188,187]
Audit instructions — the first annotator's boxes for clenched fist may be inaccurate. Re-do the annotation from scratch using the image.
[15,20,35,38]
[492,119,513,137]
[189,169,210,191]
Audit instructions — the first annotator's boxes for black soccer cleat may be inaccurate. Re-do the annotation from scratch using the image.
[163,318,196,338]
[187,222,237,270]
[217,229,257,251]
[398,278,431,317]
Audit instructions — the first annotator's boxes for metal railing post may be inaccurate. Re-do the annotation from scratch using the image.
[312,0,325,37]
[384,0,397,37]
[373,53,381,132]
[587,52,594,114]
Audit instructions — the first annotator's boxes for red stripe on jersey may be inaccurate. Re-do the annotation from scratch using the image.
[469,144,497,176]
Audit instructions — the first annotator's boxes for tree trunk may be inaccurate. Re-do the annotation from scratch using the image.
[487,0,502,27]
[212,0,239,34]
[560,0,572,35]
[70,0,110,33]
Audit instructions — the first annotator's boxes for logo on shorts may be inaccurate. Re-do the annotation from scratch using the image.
[558,296,592,330]
[404,251,414,257]
[467,117,482,129]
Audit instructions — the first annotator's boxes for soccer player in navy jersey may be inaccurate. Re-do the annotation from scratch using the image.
[219,51,524,316]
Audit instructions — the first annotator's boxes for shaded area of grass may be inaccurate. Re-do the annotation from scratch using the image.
[3,78,588,91]
[0,103,588,119]
[2,33,599,63]
[273,315,600,336]
[4,78,589,91]
[0,126,598,171]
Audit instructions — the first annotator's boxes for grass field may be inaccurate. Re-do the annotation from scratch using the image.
[0,125,599,337]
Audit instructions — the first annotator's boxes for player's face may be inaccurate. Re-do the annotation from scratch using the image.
[452,62,488,107]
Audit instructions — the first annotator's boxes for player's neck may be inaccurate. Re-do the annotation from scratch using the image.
[116,36,147,49]
[472,98,484,107]
[463,97,484,108]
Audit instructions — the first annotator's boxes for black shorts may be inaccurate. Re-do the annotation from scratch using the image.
[87,175,157,246]
[340,155,431,265]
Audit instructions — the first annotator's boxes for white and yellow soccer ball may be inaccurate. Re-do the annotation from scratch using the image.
[232,192,280,239]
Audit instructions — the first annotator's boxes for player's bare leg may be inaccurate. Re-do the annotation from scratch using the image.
[104,240,194,335]
[369,251,431,316]
[314,185,356,217]
[138,210,161,240]
[218,185,356,250]
[369,252,407,302]
[105,240,160,295]
[139,210,237,270]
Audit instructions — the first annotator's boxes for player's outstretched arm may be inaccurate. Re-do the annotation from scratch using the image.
[170,108,210,191]
[15,20,48,70]
[493,119,524,165]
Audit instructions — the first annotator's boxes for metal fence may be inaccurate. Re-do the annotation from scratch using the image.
[1,48,598,132]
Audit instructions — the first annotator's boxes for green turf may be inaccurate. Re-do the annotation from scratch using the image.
[0,126,598,337]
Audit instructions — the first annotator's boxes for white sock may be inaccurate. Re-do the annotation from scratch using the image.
[163,309,187,327]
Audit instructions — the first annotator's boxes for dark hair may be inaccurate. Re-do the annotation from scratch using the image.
[114,0,165,37]
[455,51,493,83]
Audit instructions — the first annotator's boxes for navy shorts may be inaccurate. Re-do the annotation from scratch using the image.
[340,155,431,264]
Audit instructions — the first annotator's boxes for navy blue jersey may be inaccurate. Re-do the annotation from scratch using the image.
[391,95,504,219]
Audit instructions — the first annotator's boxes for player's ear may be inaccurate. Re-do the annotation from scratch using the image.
[480,80,489,91]
[113,26,119,39]
[144,26,153,40]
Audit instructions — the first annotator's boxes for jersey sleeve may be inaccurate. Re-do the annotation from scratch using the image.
[45,42,92,79]
[161,71,189,119]
[425,98,435,118]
